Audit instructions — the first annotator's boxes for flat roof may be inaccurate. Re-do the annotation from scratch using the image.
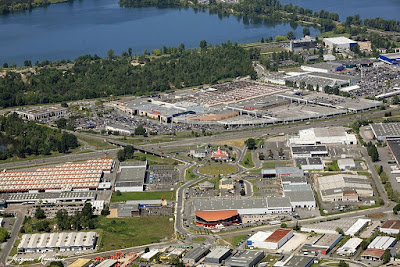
[265,228,292,243]
[183,246,210,260]
[371,123,400,139]
[205,247,231,260]
[362,248,385,258]
[381,220,400,230]
[291,145,328,154]
[1,191,96,203]
[195,210,238,222]
[387,139,400,164]
[225,250,264,266]
[285,191,315,203]
[284,256,314,267]
[380,53,400,60]
[323,37,357,45]
[313,234,342,248]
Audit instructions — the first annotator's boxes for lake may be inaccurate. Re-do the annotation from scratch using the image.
[279,0,400,20]
[0,0,320,65]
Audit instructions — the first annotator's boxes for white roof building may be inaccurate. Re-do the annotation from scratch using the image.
[368,236,396,250]
[288,127,357,146]
[344,218,371,236]
[337,237,363,256]
[323,37,357,50]
[337,158,356,170]
[141,249,159,260]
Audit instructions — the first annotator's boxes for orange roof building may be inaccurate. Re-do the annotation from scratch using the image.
[211,148,229,160]
[361,248,386,261]
[247,229,293,249]
[195,210,239,227]
[380,220,400,234]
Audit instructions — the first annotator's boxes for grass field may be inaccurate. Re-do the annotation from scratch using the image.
[192,236,206,242]
[111,190,176,202]
[241,151,254,168]
[132,152,179,165]
[198,164,238,176]
[96,216,174,251]
[185,165,199,180]
[212,138,246,148]
[222,234,247,247]
[78,136,115,149]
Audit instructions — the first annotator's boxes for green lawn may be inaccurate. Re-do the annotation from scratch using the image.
[111,190,176,202]
[223,234,248,246]
[198,164,238,176]
[185,165,199,180]
[131,152,179,165]
[96,216,174,251]
[241,151,254,168]
[78,136,115,149]
[192,236,206,242]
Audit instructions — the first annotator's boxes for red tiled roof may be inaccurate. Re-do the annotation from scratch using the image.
[195,210,238,222]
[381,220,400,230]
[265,228,292,243]
[362,248,385,259]
[211,149,228,158]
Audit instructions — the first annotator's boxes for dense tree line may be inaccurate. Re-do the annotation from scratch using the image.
[0,42,255,108]
[0,113,78,160]
[56,203,95,230]
[0,0,70,15]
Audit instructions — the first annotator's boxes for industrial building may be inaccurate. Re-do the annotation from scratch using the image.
[0,159,114,193]
[311,234,342,255]
[370,123,400,141]
[18,232,97,253]
[199,181,215,190]
[337,237,363,256]
[194,197,292,227]
[141,249,159,261]
[182,246,210,264]
[105,124,134,136]
[295,158,324,171]
[316,174,373,202]
[276,255,314,267]
[288,127,357,146]
[337,158,356,170]
[225,250,265,267]
[15,105,67,121]
[379,52,400,65]
[204,247,232,264]
[289,36,317,52]
[247,229,293,250]
[290,145,328,158]
[115,162,147,192]
[368,236,396,250]
[0,191,96,204]
[115,200,168,217]
[262,167,304,179]
[302,218,370,236]
[361,248,386,261]
[300,62,345,73]
[380,220,400,234]
[282,184,316,209]
[323,37,357,50]
[387,139,400,166]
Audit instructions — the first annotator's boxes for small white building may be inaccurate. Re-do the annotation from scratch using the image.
[337,158,356,170]
[141,249,159,261]
[288,127,357,146]
[323,37,357,50]
[337,237,363,256]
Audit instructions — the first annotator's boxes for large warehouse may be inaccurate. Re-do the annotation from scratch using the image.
[370,123,400,141]
[0,159,114,193]
[18,232,97,253]
[323,37,357,50]
[194,197,292,227]
[316,174,373,202]
[114,162,147,192]
[288,127,357,145]
[379,52,400,65]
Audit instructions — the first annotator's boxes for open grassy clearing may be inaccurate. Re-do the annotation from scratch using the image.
[77,135,115,149]
[222,234,248,247]
[96,216,174,251]
[198,164,238,176]
[185,165,199,180]
[130,152,179,165]
[212,138,246,148]
[111,190,176,202]
[241,151,254,168]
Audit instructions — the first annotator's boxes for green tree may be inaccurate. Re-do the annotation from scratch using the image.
[107,49,115,60]
[0,228,9,242]
[338,260,349,267]
[383,249,391,264]
[336,227,344,235]
[280,223,287,228]
[240,189,245,196]
[2,62,8,68]
[200,40,207,49]
[134,125,146,136]
[245,138,256,150]
[302,28,310,36]
[393,203,400,214]
[35,207,46,220]
[286,31,296,40]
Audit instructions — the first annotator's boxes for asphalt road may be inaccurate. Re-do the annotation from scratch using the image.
[0,210,24,266]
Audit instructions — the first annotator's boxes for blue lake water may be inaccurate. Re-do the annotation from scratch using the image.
[0,0,320,65]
